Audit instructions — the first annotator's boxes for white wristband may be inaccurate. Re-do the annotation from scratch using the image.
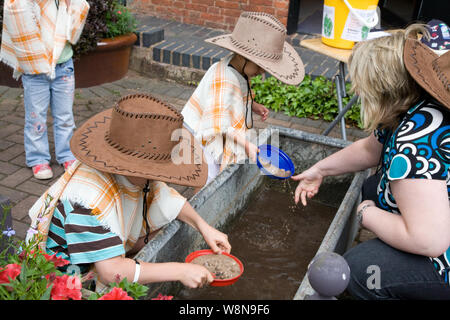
[133,260,141,283]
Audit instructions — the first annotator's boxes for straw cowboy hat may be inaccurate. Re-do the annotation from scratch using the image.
[205,11,305,86]
[404,20,450,109]
[70,94,208,187]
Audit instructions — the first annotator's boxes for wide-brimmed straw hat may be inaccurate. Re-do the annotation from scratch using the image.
[205,11,305,86]
[404,20,450,109]
[70,94,208,187]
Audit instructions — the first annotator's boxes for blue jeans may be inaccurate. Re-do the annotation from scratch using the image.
[22,59,76,167]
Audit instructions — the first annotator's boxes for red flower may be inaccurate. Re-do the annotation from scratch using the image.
[98,287,134,300]
[49,275,82,300]
[0,264,21,284]
[117,10,122,14]
[43,253,70,267]
[151,293,174,300]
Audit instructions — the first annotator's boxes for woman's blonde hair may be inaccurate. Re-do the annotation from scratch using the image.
[348,24,429,131]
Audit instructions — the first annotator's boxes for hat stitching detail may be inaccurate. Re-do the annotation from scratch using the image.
[115,93,183,122]
[78,116,203,181]
[229,37,282,60]
[265,46,301,80]
[104,132,172,162]
[432,59,450,92]
[241,11,286,33]
[409,40,445,99]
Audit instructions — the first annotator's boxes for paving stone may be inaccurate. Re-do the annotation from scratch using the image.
[0,167,34,188]
[0,161,21,175]
[11,218,30,241]
[5,132,24,145]
[0,86,10,97]
[265,117,290,128]
[0,185,28,204]
[0,140,15,151]
[2,114,24,126]
[8,154,27,167]
[16,180,49,196]
[0,144,25,162]
[0,123,22,139]
[89,85,117,98]
[11,195,39,221]
[0,88,23,101]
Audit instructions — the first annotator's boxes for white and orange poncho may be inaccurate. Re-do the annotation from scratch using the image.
[182,55,255,171]
[0,0,89,79]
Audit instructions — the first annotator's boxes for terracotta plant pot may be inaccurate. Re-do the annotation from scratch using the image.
[0,62,22,88]
[0,33,137,89]
[74,32,137,88]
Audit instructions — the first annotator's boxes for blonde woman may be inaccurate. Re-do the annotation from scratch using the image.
[292,20,450,299]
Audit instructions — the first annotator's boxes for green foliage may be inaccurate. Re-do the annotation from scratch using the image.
[251,75,362,128]
[103,2,137,39]
[88,277,149,300]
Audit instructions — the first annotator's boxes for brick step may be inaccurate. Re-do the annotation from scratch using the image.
[133,15,349,82]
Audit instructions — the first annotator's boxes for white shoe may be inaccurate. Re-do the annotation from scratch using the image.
[32,163,53,180]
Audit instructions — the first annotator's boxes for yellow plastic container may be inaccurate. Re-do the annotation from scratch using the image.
[322,0,379,49]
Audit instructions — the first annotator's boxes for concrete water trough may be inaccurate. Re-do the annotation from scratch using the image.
[134,126,370,299]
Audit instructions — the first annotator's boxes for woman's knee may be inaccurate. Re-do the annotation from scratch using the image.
[343,239,387,299]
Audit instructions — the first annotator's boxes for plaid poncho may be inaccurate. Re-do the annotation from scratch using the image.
[0,0,89,79]
[181,55,252,171]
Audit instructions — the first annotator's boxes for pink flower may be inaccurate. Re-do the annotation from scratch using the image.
[151,293,174,300]
[98,287,134,300]
[0,264,21,284]
[117,10,122,14]
[49,275,82,300]
[43,253,70,268]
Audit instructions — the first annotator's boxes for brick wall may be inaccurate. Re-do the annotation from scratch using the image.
[128,0,290,31]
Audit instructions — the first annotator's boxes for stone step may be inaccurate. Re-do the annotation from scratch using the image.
[132,15,349,82]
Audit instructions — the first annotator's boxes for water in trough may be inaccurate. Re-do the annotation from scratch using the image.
[177,179,337,300]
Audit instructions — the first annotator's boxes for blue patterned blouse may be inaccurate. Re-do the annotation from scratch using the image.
[374,98,450,285]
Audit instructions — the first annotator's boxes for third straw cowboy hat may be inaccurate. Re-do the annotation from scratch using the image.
[205,12,305,86]
[404,19,450,109]
[70,94,208,187]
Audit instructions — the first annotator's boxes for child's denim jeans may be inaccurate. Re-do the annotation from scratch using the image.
[22,59,76,167]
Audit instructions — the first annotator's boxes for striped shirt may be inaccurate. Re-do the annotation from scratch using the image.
[46,199,125,266]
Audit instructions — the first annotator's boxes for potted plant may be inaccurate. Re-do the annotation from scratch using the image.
[0,0,138,88]
[0,3,21,88]
[73,0,138,88]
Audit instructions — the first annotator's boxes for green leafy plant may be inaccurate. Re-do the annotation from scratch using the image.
[251,75,362,128]
[0,204,152,300]
[73,0,115,59]
[73,0,137,59]
[103,2,137,39]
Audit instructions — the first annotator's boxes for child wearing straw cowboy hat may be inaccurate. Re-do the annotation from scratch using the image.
[292,20,450,299]
[182,12,305,184]
[26,94,231,291]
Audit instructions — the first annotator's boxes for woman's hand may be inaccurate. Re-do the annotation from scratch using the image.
[199,223,231,254]
[178,263,215,288]
[252,102,269,121]
[291,166,324,206]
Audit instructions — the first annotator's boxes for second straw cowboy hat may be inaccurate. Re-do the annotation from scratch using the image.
[205,12,305,86]
[404,20,450,109]
[70,94,208,187]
